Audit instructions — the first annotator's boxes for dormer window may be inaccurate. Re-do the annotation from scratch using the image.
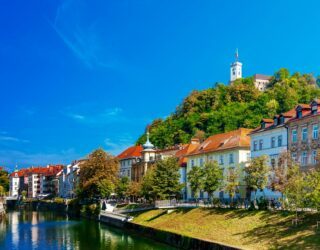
[311,101,318,115]
[273,117,278,126]
[279,116,285,124]
[296,106,302,119]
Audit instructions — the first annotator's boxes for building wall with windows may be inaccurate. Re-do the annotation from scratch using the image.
[186,128,252,200]
[287,101,320,169]
[117,145,143,179]
[250,127,288,166]
[9,173,20,197]
[249,108,296,199]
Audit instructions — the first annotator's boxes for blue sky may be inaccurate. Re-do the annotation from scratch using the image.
[1,0,320,170]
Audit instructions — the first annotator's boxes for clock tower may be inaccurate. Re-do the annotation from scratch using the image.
[230,49,242,82]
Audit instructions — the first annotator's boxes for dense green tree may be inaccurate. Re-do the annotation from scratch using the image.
[140,167,156,200]
[0,169,9,193]
[283,163,306,222]
[202,161,223,202]
[244,156,269,200]
[224,166,241,205]
[126,181,141,201]
[97,179,114,198]
[151,157,183,200]
[136,69,320,149]
[115,176,130,199]
[305,170,320,211]
[78,148,119,199]
[187,166,204,200]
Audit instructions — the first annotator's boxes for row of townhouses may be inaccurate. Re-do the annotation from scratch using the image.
[118,100,320,201]
[9,160,85,199]
[10,100,320,201]
[9,165,63,198]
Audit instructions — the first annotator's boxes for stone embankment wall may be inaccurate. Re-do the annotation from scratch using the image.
[98,210,240,250]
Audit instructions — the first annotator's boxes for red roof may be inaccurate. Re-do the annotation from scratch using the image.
[10,165,63,177]
[175,143,200,165]
[187,128,252,156]
[262,118,273,123]
[117,145,143,160]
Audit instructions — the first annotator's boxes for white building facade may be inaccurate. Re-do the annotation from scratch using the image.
[186,128,252,200]
[9,171,20,197]
[117,145,143,179]
[249,109,295,199]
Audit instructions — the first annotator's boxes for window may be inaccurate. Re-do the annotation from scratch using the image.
[313,125,318,139]
[279,116,285,124]
[297,107,302,118]
[278,135,282,147]
[191,160,194,167]
[274,118,278,126]
[291,152,297,162]
[302,127,308,142]
[292,130,297,143]
[302,151,308,165]
[259,139,263,150]
[271,159,276,169]
[253,141,258,151]
[246,153,251,161]
[271,137,276,148]
[312,150,317,165]
[311,103,318,115]
[229,154,234,164]
[200,158,204,167]
[219,155,224,165]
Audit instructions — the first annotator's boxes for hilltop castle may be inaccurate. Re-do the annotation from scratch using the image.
[230,49,271,91]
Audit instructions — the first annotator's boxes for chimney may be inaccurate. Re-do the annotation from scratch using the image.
[191,138,200,144]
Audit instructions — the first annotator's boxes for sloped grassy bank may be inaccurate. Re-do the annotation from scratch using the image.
[129,207,320,250]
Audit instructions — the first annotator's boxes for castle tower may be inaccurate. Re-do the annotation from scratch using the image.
[230,49,242,82]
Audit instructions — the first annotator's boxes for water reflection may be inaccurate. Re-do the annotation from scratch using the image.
[0,211,175,250]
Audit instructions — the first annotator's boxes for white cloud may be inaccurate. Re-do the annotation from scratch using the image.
[104,135,134,155]
[48,0,116,69]
[65,106,126,125]
[0,135,29,144]
[0,148,81,169]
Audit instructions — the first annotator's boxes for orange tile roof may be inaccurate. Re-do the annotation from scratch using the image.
[282,109,296,117]
[250,107,298,135]
[175,143,200,165]
[187,128,252,156]
[117,145,143,159]
[262,118,273,123]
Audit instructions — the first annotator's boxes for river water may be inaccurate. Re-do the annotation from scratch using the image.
[0,211,175,250]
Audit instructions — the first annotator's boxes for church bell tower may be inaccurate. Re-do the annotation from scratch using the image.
[230,49,242,82]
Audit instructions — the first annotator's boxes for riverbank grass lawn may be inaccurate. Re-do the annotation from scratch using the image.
[131,207,320,250]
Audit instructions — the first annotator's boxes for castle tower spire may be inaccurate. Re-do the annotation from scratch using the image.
[230,49,242,82]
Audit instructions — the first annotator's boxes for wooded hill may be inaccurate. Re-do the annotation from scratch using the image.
[136,69,320,148]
